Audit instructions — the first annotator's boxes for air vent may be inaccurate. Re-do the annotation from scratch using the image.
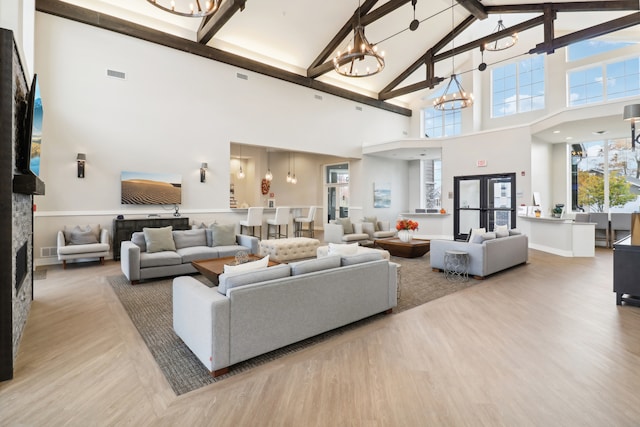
[106,69,126,79]
[314,94,323,101]
[355,106,363,111]
[236,72,248,80]
[40,247,57,258]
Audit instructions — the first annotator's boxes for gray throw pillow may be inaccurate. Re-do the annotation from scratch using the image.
[143,226,176,253]
[337,217,354,234]
[64,224,100,243]
[131,232,147,252]
[69,229,99,245]
[362,216,380,231]
[210,223,237,247]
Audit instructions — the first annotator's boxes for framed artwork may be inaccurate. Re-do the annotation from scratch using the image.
[373,182,391,208]
[268,198,276,208]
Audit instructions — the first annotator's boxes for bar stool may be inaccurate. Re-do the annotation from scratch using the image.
[294,206,316,237]
[266,207,290,239]
[239,207,263,239]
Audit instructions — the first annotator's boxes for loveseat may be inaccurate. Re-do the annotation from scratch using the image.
[173,252,397,376]
[120,225,259,284]
[323,217,396,245]
[430,232,528,279]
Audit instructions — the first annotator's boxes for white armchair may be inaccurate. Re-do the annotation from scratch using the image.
[357,220,396,239]
[323,218,370,245]
[57,225,110,268]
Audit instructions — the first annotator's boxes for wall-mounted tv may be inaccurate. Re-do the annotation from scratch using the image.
[17,73,42,176]
[120,171,182,205]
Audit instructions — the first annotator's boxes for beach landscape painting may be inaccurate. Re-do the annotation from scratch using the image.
[121,171,182,205]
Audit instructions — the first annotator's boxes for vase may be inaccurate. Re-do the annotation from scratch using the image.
[398,229,413,242]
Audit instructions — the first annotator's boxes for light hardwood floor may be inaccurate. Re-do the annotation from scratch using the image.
[2,248,640,426]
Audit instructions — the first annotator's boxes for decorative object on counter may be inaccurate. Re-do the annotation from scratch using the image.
[76,153,86,178]
[440,208,446,214]
[535,209,541,218]
[396,219,419,243]
[261,178,270,195]
[235,250,249,265]
[552,204,564,218]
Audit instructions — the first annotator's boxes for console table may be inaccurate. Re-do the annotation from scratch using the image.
[112,217,190,260]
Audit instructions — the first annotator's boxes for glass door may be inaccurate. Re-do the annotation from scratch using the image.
[325,163,349,223]
[454,173,516,240]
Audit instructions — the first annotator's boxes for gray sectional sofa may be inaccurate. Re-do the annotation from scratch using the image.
[172,252,398,376]
[120,226,259,284]
[430,233,528,279]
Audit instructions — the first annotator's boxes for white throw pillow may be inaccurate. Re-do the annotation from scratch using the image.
[327,242,359,256]
[467,227,486,243]
[494,224,509,238]
[223,255,270,275]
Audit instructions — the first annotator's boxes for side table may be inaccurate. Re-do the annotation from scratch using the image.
[444,250,469,282]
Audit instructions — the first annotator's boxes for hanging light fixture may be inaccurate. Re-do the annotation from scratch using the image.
[265,150,273,181]
[291,153,297,185]
[484,18,518,52]
[433,0,473,111]
[237,145,245,179]
[146,0,220,18]
[286,152,292,183]
[333,1,385,78]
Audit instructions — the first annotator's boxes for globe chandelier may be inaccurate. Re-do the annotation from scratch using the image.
[146,0,220,18]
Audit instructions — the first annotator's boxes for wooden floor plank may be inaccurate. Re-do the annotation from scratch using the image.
[2,248,640,426]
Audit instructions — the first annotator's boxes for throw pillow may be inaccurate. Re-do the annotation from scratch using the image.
[360,222,376,238]
[467,227,486,243]
[69,229,99,245]
[327,242,359,256]
[509,228,522,236]
[336,217,354,234]
[210,223,237,247]
[481,232,497,241]
[223,255,270,275]
[64,224,100,243]
[494,224,509,238]
[143,226,176,253]
[362,216,380,231]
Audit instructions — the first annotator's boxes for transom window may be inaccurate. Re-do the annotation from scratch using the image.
[422,108,461,138]
[568,56,640,106]
[567,38,637,62]
[491,56,545,118]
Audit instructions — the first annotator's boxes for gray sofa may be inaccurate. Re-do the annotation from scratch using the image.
[120,227,259,284]
[173,252,397,376]
[430,233,528,279]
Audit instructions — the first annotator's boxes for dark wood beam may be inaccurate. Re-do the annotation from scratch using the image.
[307,0,379,73]
[307,0,412,79]
[380,78,445,101]
[197,0,246,45]
[485,0,638,14]
[35,0,411,116]
[530,11,640,54]
[455,0,488,20]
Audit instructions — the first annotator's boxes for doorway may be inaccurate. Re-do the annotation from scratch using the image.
[325,163,349,223]
[453,173,516,241]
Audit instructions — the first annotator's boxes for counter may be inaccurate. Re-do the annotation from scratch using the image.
[398,212,451,240]
[518,216,595,257]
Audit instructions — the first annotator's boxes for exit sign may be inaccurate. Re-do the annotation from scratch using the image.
[477,160,487,167]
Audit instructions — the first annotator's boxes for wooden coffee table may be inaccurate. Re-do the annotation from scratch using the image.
[374,238,430,258]
[192,255,278,285]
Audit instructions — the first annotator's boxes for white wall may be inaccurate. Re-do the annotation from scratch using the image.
[1,0,34,80]
[531,140,554,214]
[360,155,409,224]
[32,13,411,263]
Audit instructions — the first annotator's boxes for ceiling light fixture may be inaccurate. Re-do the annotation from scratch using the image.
[484,18,518,52]
[623,104,640,151]
[237,145,245,180]
[265,150,273,181]
[146,0,220,18]
[333,1,385,78]
[433,0,473,111]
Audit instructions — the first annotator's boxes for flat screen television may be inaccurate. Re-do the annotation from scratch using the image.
[120,171,182,205]
[17,73,42,176]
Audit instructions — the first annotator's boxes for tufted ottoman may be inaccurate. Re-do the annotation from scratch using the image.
[259,237,321,262]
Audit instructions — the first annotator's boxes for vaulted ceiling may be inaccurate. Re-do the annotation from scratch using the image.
[37,0,639,115]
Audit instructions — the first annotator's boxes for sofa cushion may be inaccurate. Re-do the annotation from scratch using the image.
[210,223,237,247]
[328,242,359,256]
[216,245,250,258]
[362,216,380,231]
[131,231,147,252]
[481,232,497,241]
[509,228,522,236]
[173,229,207,249]
[68,229,99,245]
[360,221,375,238]
[494,225,509,238]
[335,217,354,234]
[223,255,270,275]
[144,226,176,253]
[140,251,182,268]
[341,252,385,266]
[177,246,219,263]
[218,263,291,295]
[289,255,341,276]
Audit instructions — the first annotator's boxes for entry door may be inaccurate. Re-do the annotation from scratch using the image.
[324,163,349,223]
[453,173,516,240]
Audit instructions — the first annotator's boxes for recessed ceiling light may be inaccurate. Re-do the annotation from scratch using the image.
[553,130,561,134]
[565,136,573,140]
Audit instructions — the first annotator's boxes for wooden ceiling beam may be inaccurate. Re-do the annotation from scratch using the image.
[485,0,638,14]
[35,0,411,116]
[197,0,246,45]
[380,78,445,101]
[455,0,488,20]
[307,0,412,79]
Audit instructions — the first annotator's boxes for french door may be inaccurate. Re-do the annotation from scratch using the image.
[453,173,516,241]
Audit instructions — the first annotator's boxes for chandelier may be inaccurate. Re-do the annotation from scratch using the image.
[433,0,473,111]
[484,19,518,51]
[146,0,220,18]
[333,2,385,77]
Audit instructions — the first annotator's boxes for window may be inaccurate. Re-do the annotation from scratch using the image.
[606,57,640,100]
[567,38,636,62]
[492,56,544,117]
[568,66,604,106]
[421,159,441,209]
[568,56,640,106]
[423,108,461,138]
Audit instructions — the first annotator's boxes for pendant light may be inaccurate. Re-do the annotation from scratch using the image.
[265,150,273,181]
[237,145,245,179]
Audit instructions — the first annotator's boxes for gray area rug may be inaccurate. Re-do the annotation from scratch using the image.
[108,254,473,395]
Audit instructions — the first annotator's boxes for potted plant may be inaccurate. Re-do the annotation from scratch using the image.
[552,204,564,218]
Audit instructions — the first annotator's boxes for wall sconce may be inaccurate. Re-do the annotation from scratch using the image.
[76,153,86,178]
[200,162,208,182]
[623,104,640,151]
